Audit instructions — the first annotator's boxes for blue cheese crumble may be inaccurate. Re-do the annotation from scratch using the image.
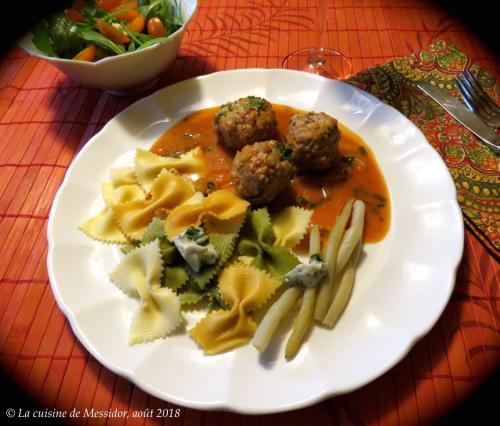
[284,254,327,287]
[173,226,219,272]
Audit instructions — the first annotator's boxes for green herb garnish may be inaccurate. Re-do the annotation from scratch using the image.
[309,253,323,263]
[273,143,293,161]
[238,96,266,112]
[184,226,209,246]
[342,155,355,164]
[214,106,228,124]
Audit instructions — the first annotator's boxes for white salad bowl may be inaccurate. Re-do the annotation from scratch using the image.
[18,0,197,94]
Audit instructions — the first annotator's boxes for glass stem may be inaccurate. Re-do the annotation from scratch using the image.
[308,0,328,66]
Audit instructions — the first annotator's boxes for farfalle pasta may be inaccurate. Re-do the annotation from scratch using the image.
[135,147,206,192]
[272,206,313,249]
[189,264,281,355]
[109,166,138,186]
[113,169,195,240]
[78,100,378,360]
[79,207,129,244]
[79,183,145,244]
[165,189,249,238]
[237,208,300,279]
[109,240,182,344]
[79,168,146,244]
[102,182,145,207]
[187,233,239,289]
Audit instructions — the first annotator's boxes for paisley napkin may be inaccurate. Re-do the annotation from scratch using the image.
[345,40,499,259]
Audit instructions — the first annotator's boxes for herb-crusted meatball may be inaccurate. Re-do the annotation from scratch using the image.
[231,140,294,205]
[214,96,277,150]
[285,112,341,171]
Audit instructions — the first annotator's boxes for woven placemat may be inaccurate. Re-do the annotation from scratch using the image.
[1,2,498,425]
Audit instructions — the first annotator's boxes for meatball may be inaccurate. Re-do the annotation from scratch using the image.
[214,96,277,150]
[285,111,341,171]
[231,140,294,205]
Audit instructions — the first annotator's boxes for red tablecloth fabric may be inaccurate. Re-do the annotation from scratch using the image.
[0,1,498,425]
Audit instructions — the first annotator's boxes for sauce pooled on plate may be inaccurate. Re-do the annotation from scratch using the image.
[151,104,390,243]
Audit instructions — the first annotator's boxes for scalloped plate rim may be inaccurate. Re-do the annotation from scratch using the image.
[47,68,464,414]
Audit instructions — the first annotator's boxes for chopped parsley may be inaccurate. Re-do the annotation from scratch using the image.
[296,187,330,209]
[206,181,215,192]
[296,196,314,209]
[238,96,266,112]
[353,187,387,214]
[184,226,209,246]
[214,104,230,124]
[309,253,323,263]
[214,96,267,124]
[273,143,293,161]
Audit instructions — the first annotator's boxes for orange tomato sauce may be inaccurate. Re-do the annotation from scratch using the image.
[151,105,391,243]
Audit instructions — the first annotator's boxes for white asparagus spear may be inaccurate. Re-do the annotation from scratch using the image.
[314,199,354,321]
[252,286,302,352]
[284,225,321,360]
[323,239,363,327]
[335,200,365,274]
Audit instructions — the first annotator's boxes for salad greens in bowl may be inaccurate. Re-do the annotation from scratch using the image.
[18,0,197,94]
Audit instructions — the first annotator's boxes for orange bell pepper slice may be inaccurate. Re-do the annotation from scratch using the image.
[114,1,139,21]
[97,19,130,44]
[96,0,121,12]
[73,44,96,62]
[126,13,145,33]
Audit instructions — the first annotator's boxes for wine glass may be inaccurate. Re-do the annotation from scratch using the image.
[282,0,352,78]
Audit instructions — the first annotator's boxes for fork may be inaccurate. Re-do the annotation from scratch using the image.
[455,69,500,128]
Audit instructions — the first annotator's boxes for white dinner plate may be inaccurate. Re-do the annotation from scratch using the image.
[47,69,464,414]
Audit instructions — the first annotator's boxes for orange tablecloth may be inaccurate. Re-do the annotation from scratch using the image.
[1,1,498,425]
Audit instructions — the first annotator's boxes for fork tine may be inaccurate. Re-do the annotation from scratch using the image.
[458,75,493,118]
[456,78,478,112]
[464,69,500,113]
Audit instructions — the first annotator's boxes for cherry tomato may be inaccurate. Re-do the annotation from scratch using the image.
[114,1,138,21]
[96,19,130,44]
[65,8,84,23]
[73,44,96,62]
[72,0,86,11]
[126,13,145,33]
[96,0,121,12]
[147,17,166,37]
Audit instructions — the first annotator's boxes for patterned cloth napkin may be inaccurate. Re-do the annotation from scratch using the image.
[345,40,499,260]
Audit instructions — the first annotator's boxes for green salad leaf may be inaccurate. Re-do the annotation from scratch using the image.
[139,0,182,33]
[31,0,183,60]
[32,20,58,57]
[80,30,125,55]
[139,36,170,49]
